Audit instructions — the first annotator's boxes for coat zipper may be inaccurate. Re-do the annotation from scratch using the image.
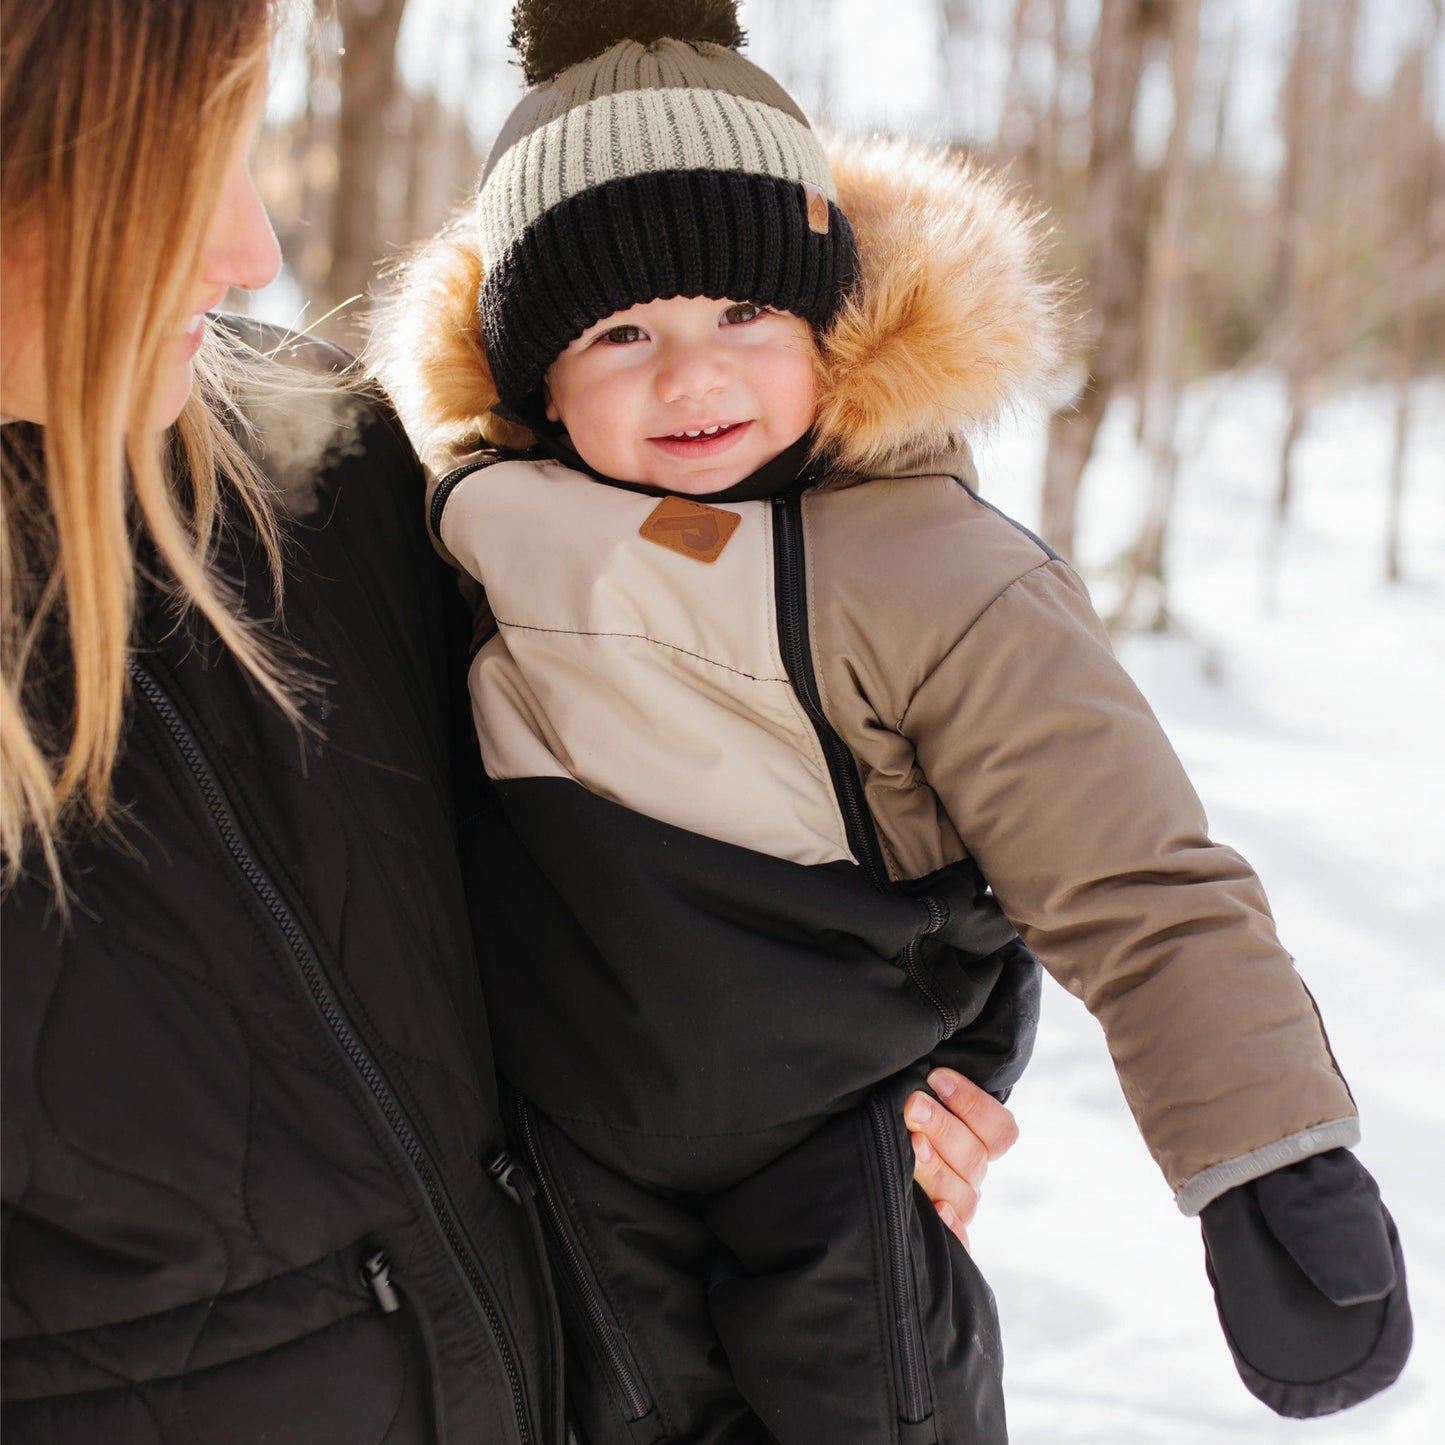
[510,1096,654,1422]
[431,459,491,544]
[128,658,537,1445]
[772,495,953,1029]
[772,493,891,889]
[867,1094,932,1424]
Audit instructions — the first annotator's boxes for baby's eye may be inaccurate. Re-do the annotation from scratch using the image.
[597,324,646,345]
[721,303,765,326]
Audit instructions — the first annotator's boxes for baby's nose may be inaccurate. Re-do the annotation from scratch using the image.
[656,348,728,402]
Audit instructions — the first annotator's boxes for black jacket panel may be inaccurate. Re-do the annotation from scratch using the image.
[473,777,1032,1193]
[1,338,559,1444]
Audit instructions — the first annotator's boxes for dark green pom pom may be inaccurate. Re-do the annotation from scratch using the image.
[510,0,746,85]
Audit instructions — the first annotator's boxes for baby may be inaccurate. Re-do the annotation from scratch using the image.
[376,4,1411,1442]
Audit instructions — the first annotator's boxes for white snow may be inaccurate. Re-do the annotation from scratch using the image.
[970,374,1445,1443]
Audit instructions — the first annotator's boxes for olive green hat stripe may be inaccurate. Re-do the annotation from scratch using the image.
[479,88,835,266]
[480,42,810,186]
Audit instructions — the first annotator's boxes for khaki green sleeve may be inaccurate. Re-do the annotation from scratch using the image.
[899,558,1358,1212]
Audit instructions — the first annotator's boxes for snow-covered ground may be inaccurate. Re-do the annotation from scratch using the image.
[971,375,1445,1444]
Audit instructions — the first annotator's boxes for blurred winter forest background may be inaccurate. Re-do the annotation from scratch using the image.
[243,0,1444,613]
[244,3,1443,1440]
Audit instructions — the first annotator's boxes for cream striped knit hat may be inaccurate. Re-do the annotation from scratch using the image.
[477,0,858,417]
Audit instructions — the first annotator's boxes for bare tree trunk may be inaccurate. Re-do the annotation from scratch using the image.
[1386,311,1418,585]
[1040,388,1106,556]
[1266,0,1359,604]
[1036,0,1069,199]
[999,0,1069,193]
[289,14,343,327]
[1385,0,1441,583]
[404,92,441,242]
[1263,374,1307,613]
[999,0,1035,158]
[328,0,411,332]
[1264,0,1320,608]
[1113,0,1202,633]
[1039,0,1155,558]
[1207,3,1236,170]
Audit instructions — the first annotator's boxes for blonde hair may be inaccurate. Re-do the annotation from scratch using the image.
[1,0,300,890]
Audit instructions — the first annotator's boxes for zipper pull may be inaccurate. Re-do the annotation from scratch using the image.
[362,1249,401,1313]
[488,1149,536,1206]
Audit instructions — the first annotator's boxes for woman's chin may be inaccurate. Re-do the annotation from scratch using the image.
[146,349,200,433]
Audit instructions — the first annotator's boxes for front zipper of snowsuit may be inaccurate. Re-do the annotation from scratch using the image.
[773,494,941,1426]
[867,1093,934,1425]
[129,657,542,1445]
[771,492,892,890]
[509,1094,656,1424]
[771,492,958,1036]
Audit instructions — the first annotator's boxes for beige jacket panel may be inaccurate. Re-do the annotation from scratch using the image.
[810,478,1357,1200]
[441,460,856,868]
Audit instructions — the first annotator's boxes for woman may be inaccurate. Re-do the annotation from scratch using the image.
[0,2,1015,1441]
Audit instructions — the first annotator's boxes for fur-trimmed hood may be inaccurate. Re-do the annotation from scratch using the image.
[371,133,1071,482]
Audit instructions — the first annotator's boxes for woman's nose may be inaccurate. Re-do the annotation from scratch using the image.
[201,156,282,295]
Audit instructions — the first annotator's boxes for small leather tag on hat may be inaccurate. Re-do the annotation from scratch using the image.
[802,182,830,235]
[639,496,741,563]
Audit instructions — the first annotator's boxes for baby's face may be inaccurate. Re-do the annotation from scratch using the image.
[543,295,818,494]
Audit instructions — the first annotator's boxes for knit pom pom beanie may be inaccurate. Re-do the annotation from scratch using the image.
[476,0,858,417]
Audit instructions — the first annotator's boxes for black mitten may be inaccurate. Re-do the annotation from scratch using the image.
[1199,1148,1411,1417]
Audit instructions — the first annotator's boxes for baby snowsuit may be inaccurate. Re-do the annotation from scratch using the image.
[404,137,1359,1444]
[441,449,1040,1442]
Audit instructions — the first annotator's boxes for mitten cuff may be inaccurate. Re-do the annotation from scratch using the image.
[1175,1116,1360,1216]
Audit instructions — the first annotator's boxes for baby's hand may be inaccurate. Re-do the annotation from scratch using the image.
[904,1068,1019,1252]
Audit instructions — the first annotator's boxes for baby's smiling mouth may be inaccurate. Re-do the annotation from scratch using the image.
[650,421,751,453]
[656,422,745,441]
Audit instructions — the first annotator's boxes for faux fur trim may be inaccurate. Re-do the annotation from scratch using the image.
[816,134,1070,476]
[371,133,1071,478]
[368,220,531,473]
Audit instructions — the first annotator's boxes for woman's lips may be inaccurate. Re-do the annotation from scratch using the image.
[647,420,752,460]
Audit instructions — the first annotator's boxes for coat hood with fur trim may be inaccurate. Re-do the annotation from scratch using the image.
[371,134,1071,483]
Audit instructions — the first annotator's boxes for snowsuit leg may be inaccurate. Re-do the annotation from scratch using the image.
[704,1066,1008,1445]
[515,1073,1007,1445]
[510,1092,774,1445]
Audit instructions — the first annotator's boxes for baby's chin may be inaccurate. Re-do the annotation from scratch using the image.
[654,475,747,497]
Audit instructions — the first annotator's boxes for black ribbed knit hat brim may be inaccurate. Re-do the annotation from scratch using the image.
[481,169,858,412]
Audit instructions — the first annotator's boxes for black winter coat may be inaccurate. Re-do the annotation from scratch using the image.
[1,336,561,1445]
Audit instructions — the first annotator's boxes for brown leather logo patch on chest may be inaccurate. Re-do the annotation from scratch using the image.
[639,496,741,563]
